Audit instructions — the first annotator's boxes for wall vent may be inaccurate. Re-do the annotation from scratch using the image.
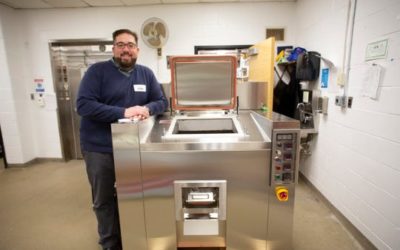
[266,28,285,41]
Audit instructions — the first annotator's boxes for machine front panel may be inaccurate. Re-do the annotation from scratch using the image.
[140,150,270,249]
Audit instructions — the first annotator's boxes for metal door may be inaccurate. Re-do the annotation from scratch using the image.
[50,42,112,160]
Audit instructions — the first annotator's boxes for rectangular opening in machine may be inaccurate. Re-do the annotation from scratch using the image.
[172,118,238,135]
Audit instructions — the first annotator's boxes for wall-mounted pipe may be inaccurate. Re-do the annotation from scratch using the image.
[335,0,357,109]
[342,0,357,97]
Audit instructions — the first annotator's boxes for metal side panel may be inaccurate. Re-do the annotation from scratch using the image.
[267,184,296,250]
[111,123,147,250]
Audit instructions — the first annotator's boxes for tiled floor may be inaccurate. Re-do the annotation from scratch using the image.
[0,160,374,250]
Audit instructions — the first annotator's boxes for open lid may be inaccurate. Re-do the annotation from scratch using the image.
[170,55,237,111]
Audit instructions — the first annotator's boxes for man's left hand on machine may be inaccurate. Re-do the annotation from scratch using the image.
[124,105,150,120]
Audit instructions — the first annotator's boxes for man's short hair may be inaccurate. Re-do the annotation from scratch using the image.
[112,29,138,44]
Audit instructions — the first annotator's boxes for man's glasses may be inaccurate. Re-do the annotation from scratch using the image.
[114,42,137,49]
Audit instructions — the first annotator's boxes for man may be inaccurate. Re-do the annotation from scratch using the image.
[76,29,168,250]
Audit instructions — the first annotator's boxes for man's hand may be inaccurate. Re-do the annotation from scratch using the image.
[124,106,150,120]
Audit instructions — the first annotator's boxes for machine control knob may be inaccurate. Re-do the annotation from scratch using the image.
[275,186,289,202]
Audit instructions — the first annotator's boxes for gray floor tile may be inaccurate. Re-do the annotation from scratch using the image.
[0,160,369,250]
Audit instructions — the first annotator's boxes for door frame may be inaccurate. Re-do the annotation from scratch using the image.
[48,39,113,161]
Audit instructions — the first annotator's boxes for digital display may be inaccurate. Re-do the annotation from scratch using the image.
[277,134,293,140]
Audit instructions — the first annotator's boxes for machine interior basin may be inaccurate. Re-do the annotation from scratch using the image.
[162,115,246,140]
[172,118,237,134]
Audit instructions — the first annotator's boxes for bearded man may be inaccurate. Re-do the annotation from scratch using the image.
[76,29,168,250]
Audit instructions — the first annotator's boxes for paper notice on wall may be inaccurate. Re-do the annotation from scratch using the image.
[360,64,382,100]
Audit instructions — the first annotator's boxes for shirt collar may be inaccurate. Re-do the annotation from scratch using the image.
[111,58,134,76]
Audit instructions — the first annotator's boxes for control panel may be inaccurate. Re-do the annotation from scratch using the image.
[271,131,298,185]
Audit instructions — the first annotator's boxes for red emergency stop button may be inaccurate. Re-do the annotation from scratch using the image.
[275,186,289,202]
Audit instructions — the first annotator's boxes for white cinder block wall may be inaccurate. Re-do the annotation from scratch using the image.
[0,5,36,163]
[0,2,297,162]
[0,0,399,249]
[296,0,400,249]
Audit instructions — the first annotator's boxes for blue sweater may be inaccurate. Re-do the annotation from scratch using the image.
[76,59,168,153]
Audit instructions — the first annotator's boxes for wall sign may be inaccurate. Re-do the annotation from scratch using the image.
[34,78,45,92]
[365,39,388,61]
[320,68,329,88]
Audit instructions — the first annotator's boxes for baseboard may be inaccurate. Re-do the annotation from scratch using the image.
[299,172,377,250]
[6,158,65,168]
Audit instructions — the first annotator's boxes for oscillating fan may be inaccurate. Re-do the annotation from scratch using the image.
[141,17,169,56]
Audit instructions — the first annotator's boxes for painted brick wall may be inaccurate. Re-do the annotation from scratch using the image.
[1,1,398,248]
[0,5,35,164]
[296,0,400,249]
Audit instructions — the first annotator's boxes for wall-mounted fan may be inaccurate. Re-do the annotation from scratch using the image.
[141,17,169,56]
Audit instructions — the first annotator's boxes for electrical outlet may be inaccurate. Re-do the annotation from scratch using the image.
[347,96,353,108]
[335,96,345,107]
[335,96,353,108]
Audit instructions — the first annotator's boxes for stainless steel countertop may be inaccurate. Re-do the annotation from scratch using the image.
[139,110,272,151]
[253,110,301,129]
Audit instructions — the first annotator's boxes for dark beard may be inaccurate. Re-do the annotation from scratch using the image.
[114,56,137,71]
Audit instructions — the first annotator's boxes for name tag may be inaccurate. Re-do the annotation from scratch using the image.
[134,84,146,92]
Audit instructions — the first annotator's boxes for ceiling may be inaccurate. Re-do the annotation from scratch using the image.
[0,0,295,9]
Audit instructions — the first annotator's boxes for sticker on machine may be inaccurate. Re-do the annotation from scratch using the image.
[133,84,146,92]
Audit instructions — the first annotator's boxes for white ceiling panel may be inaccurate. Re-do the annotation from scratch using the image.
[84,0,124,7]
[162,0,199,3]
[44,0,89,8]
[121,0,161,5]
[201,0,239,2]
[239,0,295,1]
[0,0,295,9]
[0,0,51,9]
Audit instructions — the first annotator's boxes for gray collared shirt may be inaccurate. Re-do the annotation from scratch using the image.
[111,58,134,76]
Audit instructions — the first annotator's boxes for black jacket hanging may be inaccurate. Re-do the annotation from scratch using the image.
[273,65,300,118]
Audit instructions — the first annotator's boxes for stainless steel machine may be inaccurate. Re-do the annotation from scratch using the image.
[111,55,300,250]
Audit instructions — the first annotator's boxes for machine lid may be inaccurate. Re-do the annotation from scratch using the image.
[169,55,237,111]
